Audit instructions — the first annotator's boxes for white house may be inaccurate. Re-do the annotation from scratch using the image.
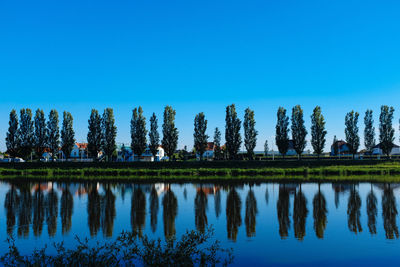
[372,142,400,155]
[117,145,165,162]
[57,143,89,160]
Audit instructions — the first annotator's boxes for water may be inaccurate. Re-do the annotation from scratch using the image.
[0,181,399,266]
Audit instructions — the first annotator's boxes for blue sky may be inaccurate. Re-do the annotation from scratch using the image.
[1,0,400,152]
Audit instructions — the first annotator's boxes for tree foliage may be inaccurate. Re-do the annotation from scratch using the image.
[225,104,241,160]
[311,106,327,157]
[87,109,102,159]
[47,110,60,160]
[379,105,395,157]
[243,108,257,160]
[18,108,34,159]
[264,140,268,157]
[5,110,20,158]
[162,106,179,159]
[193,112,208,160]
[61,112,75,159]
[364,109,375,153]
[131,107,147,158]
[291,105,307,158]
[344,111,360,158]
[34,109,47,158]
[275,107,289,157]
[213,127,222,160]
[101,108,117,161]
[149,113,160,158]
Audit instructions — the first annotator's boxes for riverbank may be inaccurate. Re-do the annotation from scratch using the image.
[2,161,400,182]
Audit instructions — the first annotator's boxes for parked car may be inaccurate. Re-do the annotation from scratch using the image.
[12,158,25,163]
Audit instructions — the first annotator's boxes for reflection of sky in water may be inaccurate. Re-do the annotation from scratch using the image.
[0,181,399,266]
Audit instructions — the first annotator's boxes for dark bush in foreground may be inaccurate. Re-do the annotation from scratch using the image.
[1,226,233,267]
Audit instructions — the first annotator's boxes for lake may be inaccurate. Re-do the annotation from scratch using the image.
[0,180,399,266]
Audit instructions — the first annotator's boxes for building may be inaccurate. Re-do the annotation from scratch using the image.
[117,144,165,162]
[330,140,350,156]
[57,143,89,160]
[372,142,400,156]
[196,142,215,160]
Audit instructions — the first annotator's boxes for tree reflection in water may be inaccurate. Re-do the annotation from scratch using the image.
[163,186,178,239]
[382,184,399,239]
[131,188,146,237]
[347,184,362,234]
[60,185,73,235]
[45,184,58,237]
[313,184,327,239]
[87,183,101,236]
[293,185,307,241]
[226,188,242,242]
[4,184,19,236]
[18,185,32,237]
[245,188,258,237]
[32,184,45,237]
[277,185,290,239]
[195,188,208,233]
[100,184,116,237]
[214,189,221,218]
[149,185,159,233]
[366,184,377,235]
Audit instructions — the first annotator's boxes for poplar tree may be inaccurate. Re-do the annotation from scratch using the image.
[264,140,269,157]
[291,105,307,159]
[276,107,289,158]
[243,108,257,160]
[34,109,47,158]
[311,106,327,158]
[345,111,360,158]
[61,111,75,159]
[47,110,60,160]
[193,112,208,160]
[87,109,102,159]
[18,108,34,159]
[225,104,241,159]
[332,135,338,156]
[364,109,375,154]
[5,110,20,157]
[213,127,222,160]
[162,106,179,159]
[131,107,147,158]
[101,108,117,161]
[379,105,395,158]
[149,113,160,158]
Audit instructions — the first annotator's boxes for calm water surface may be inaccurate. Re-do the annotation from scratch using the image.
[1,181,399,266]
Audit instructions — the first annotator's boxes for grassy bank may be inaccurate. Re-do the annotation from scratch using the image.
[2,161,400,182]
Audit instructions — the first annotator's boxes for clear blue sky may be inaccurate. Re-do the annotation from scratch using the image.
[1,0,400,152]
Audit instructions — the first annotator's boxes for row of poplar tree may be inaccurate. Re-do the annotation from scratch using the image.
[4,104,397,161]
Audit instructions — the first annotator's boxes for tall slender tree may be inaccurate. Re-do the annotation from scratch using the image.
[243,108,258,160]
[61,111,75,159]
[87,109,102,160]
[131,107,147,159]
[311,106,327,159]
[225,104,241,159]
[5,110,20,157]
[264,140,269,157]
[101,108,117,161]
[291,105,307,159]
[213,127,222,160]
[162,106,179,159]
[149,113,160,158]
[34,109,47,158]
[193,112,208,160]
[379,105,395,158]
[332,135,339,156]
[364,109,375,154]
[345,111,360,158]
[276,107,289,158]
[47,110,60,160]
[18,108,34,160]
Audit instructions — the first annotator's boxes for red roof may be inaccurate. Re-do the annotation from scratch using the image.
[76,143,88,149]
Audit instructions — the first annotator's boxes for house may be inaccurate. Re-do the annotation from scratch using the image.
[196,142,215,160]
[372,142,400,155]
[330,140,350,156]
[57,143,89,160]
[117,144,165,162]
